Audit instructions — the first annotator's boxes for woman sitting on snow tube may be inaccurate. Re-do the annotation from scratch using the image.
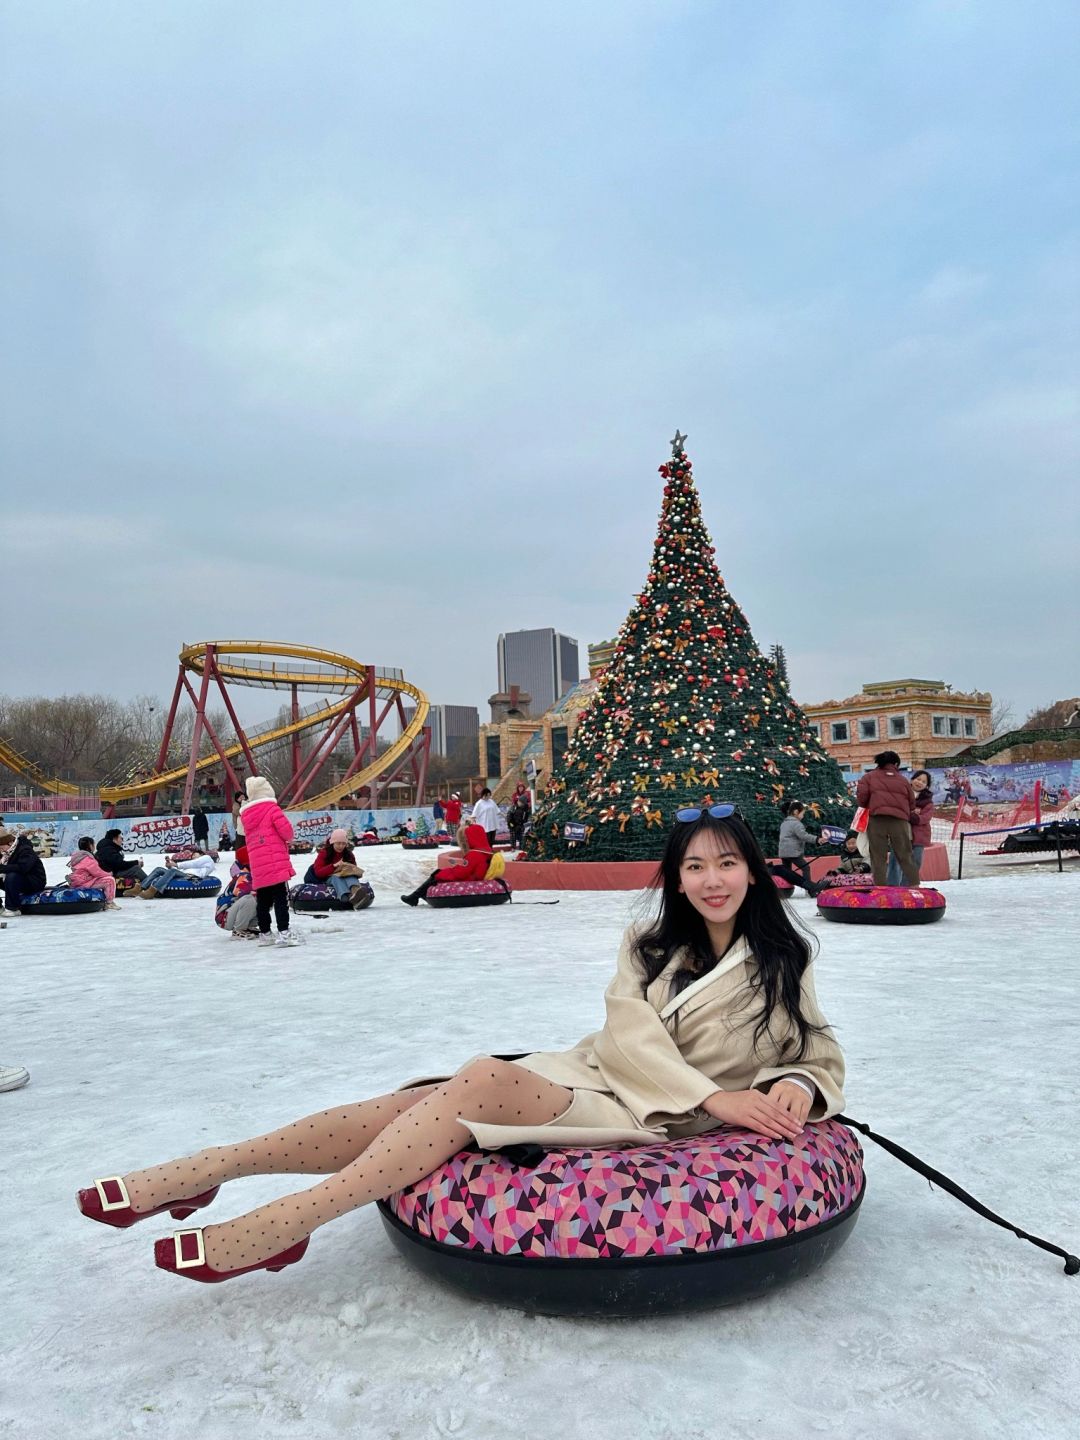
[302,829,369,908]
[139,853,221,898]
[66,837,119,909]
[77,804,851,1304]
[399,824,505,907]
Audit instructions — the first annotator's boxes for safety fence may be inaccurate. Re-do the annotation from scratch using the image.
[956,823,1080,879]
[0,793,100,813]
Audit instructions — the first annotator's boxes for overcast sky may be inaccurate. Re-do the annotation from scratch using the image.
[2,0,1077,729]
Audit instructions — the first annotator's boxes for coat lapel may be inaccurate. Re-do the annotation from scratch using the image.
[657,938,753,1021]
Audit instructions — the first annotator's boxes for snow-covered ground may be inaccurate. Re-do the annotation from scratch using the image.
[3,848,1078,1440]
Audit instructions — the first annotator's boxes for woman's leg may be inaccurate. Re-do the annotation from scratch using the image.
[273,883,290,933]
[867,817,890,885]
[255,886,273,934]
[770,861,816,895]
[888,820,920,886]
[326,875,352,900]
[885,851,901,887]
[190,1059,571,1271]
[400,872,438,905]
[120,1085,441,1214]
[910,843,924,880]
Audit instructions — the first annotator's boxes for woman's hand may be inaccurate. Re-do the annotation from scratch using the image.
[701,1088,805,1141]
[766,1079,813,1130]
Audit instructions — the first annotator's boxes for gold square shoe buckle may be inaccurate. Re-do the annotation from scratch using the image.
[94,1176,131,1212]
[173,1230,206,1269]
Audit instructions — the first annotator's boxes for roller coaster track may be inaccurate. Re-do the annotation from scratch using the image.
[2,643,430,812]
[0,739,85,796]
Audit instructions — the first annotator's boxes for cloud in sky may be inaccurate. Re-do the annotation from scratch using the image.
[1,0,1077,726]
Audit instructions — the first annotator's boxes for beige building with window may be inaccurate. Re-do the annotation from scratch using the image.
[802,679,993,772]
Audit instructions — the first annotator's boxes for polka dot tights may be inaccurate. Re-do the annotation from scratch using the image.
[120,1059,571,1272]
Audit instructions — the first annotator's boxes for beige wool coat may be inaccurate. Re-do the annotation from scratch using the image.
[401,925,846,1150]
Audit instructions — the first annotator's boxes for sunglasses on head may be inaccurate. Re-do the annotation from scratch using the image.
[674,803,737,822]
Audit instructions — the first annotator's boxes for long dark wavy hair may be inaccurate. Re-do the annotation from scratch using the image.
[632,813,827,1062]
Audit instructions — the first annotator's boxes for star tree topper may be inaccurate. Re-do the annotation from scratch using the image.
[670,429,687,457]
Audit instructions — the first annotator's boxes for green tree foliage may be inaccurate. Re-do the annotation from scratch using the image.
[525,440,854,860]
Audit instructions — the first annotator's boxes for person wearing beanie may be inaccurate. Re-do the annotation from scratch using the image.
[239,777,301,946]
[443,794,462,830]
[310,829,367,906]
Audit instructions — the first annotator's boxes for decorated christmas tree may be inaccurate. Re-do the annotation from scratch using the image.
[525,433,854,861]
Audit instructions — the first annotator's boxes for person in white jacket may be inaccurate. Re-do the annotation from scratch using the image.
[139,852,217,897]
[469,789,502,847]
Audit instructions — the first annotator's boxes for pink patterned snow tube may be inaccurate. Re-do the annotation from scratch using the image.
[817,884,946,924]
[385,1120,863,1260]
[423,879,512,908]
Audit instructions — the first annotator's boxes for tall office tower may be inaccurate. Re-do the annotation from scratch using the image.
[496,628,579,716]
[428,704,480,763]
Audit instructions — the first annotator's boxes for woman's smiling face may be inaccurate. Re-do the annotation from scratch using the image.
[677,826,753,934]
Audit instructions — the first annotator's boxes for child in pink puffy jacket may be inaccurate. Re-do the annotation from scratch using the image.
[238,777,301,947]
[67,837,118,907]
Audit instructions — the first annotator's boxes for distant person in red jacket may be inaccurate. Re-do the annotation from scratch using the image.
[855,751,919,886]
[443,794,463,830]
[399,824,493,905]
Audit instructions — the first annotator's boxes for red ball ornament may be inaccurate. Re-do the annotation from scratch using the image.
[660,739,669,747]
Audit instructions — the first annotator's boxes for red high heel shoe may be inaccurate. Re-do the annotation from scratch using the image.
[154,1229,310,1283]
[77,1175,221,1229]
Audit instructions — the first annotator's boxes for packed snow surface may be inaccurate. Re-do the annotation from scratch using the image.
[3,847,1078,1440]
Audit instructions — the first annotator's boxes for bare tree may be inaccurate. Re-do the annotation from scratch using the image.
[990,698,1015,734]
[1024,697,1080,730]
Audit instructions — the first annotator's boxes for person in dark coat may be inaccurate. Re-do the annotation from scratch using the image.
[95,829,148,885]
[192,806,211,854]
[0,831,47,910]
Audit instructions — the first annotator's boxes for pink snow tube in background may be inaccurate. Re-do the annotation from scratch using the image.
[817,885,947,924]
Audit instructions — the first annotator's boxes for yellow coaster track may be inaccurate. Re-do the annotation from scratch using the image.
[0,739,85,796]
